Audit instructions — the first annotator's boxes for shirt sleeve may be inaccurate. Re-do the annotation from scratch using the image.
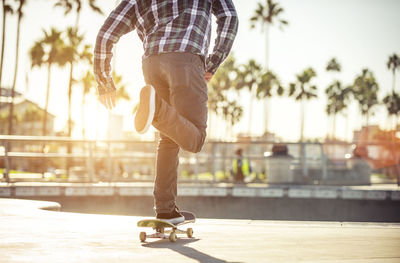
[93,0,137,95]
[206,0,239,75]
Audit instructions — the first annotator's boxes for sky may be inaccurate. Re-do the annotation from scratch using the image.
[1,0,400,141]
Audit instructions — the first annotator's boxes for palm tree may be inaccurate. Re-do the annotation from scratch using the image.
[250,0,288,134]
[325,81,352,139]
[383,54,400,130]
[236,59,262,135]
[255,70,284,135]
[326,57,341,73]
[78,70,95,138]
[61,27,92,137]
[256,70,284,99]
[54,0,102,28]
[387,53,400,93]
[384,54,400,184]
[0,0,13,109]
[29,28,66,136]
[325,58,342,139]
[7,0,26,135]
[222,100,243,137]
[208,55,244,137]
[383,92,400,119]
[250,0,288,70]
[210,55,238,92]
[288,67,318,142]
[351,69,379,127]
[54,0,101,137]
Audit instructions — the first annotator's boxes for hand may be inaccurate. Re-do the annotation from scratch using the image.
[99,90,116,110]
[205,72,213,83]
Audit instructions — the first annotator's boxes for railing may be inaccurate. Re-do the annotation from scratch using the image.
[0,135,399,185]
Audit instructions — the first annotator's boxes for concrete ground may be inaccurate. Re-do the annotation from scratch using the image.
[1,198,400,263]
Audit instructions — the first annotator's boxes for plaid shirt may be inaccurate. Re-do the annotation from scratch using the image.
[94,0,239,95]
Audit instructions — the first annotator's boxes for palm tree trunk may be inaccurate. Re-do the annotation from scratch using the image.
[392,70,396,93]
[345,111,349,141]
[0,0,7,109]
[95,101,99,140]
[248,87,253,135]
[326,114,331,139]
[66,62,74,178]
[81,92,86,138]
[43,63,52,136]
[68,62,73,137]
[263,24,270,135]
[263,98,269,135]
[265,23,270,70]
[81,89,89,182]
[8,8,22,135]
[75,10,80,30]
[300,98,305,142]
[332,113,336,140]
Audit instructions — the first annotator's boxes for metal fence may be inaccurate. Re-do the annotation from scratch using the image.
[0,135,398,185]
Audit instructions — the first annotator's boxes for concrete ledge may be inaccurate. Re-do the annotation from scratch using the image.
[1,183,400,222]
[0,198,61,216]
[1,182,399,201]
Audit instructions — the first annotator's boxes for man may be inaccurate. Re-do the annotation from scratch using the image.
[232,148,251,183]
[94,0,238,224]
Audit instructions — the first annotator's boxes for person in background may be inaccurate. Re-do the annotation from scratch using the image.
[232,148,251,183]
[266,143,295,184]
[347,145,371,185]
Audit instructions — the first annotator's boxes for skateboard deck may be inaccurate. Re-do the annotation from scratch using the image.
[137,211,195,242]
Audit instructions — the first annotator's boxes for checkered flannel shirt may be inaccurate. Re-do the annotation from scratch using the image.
[94,0,239,95]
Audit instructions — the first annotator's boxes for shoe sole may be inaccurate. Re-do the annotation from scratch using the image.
[157,216,185,225]
[135,85,155,134]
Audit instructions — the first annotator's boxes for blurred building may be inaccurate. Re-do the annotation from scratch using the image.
[353,125,380,143]
[353,125,400,179]
[0,88,55,135]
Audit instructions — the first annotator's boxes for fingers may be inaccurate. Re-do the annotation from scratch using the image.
[111,93,116,108]
[205,72,213,83]
[99,91,116,110]
[105,96,112,109]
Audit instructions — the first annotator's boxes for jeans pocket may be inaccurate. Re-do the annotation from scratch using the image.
[191,54,206,74]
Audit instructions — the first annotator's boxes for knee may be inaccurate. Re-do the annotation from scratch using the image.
[188,131,206,153]
[192,143,204,153]
[187,144,203,154]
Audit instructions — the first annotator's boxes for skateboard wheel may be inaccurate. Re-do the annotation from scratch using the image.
[169,232,177,242]
[139,232,146,242]
[186,228,193,238]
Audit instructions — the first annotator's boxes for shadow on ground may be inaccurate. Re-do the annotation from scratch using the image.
[142,238,242,263]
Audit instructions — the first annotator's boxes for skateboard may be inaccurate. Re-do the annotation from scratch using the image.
[137,211,195,242]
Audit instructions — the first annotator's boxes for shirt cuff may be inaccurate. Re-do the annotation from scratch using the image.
[206,59,218,75]
[206,52,225,75]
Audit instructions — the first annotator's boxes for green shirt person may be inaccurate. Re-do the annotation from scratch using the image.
[232,148,251,183]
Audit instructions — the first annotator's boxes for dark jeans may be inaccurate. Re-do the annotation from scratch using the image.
[142,52,208,213]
